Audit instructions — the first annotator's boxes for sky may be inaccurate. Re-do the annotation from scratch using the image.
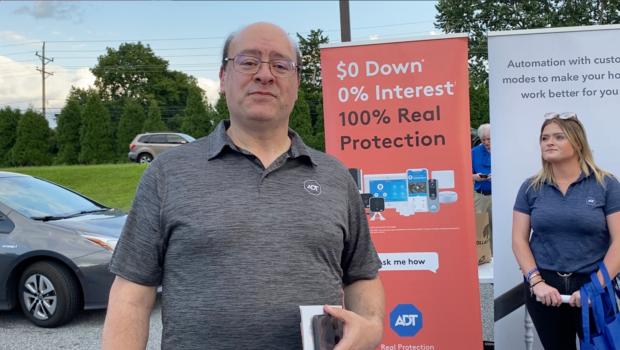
[0,1,440,125]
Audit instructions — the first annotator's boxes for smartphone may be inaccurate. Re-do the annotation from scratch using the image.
[312,314,343,350]
[427,179,440,213]
[479,173,488,179]
[407,168,429,212]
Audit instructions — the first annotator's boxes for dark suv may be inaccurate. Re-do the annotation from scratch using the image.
[128,132,195,163]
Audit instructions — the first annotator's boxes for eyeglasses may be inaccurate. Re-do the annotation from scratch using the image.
[224,54,297,77]
[544,112,578,120]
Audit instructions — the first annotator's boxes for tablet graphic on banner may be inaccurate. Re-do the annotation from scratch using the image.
[321,34,482,348]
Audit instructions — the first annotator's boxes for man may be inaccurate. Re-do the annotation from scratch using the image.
[102,22,384,350]
[472,123,491,215]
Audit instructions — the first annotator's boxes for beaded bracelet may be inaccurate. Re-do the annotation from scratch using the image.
[529,279,544,296]
[527,271,541,283]
[526,267,539,282]
[530,279,545,289]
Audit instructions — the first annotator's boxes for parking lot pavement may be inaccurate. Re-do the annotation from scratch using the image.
[0,299,162,349]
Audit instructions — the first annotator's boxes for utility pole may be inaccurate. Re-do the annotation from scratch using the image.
[339,0,351,42]
[36,41,54,119]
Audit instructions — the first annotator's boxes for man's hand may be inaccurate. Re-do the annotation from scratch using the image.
[324,304,383,350]
[473,173,491,182]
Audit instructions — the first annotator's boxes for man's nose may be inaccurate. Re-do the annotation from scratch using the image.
[254,62,275,83]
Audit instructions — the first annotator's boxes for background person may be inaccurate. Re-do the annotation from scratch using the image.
[472,123,492,215]
[102,22,384,350]
[512,113,620,349]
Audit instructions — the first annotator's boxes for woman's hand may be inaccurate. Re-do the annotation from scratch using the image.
[568,290,581,307]
[532,282,563,307]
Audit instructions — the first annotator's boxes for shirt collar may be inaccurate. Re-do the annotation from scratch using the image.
[206,120,317,166]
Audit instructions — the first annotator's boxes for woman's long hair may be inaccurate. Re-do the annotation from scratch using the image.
[529,116,609,190]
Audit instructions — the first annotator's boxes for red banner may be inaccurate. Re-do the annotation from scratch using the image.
[321,36,482,349]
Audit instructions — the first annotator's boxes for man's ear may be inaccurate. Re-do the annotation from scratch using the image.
[219,67,226,93]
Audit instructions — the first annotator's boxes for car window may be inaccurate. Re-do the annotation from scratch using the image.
[138,135,151,143]
[0,210,15,234]
[167,134,186,144]
[0,177,103,219]
[180,134,196,142]
[149,135,167,144]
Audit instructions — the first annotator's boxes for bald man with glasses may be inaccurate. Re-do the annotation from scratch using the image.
[102,22,385,350]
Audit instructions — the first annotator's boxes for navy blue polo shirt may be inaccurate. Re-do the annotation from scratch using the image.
[472,144,491,194]
[514,173,620,273]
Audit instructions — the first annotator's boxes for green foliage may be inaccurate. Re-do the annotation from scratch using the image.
[1,163,147,212]
[212,92,229,127]
[297,29,329,146]
[0,107,21,166]
[117,99,146,157]
[91,42,202,128]
[289,89,314,145]
[297,29,330,92]
[143,99,167,132]
[435,0,620,125]
[11,109,52,166]
[55,95,82,164]
[310,101,325,151]
[79,95,115,164]
[180,87,212,138]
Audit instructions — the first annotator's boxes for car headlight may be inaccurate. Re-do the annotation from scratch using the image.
[79,233,118,252]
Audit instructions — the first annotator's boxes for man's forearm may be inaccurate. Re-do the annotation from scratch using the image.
[102,277,156,350]
[344,277,385,325]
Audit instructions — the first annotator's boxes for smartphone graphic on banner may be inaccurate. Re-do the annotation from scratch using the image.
[407,168,429,212]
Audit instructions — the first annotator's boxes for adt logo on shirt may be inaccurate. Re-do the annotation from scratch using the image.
[304,180,321,196]
[390,303,423,337]
[586,197,597,207]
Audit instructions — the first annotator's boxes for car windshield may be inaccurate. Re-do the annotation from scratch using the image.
[180,133,196,142]
[0,176,105,219]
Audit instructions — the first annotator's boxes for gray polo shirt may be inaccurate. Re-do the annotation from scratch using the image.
[514,173,620,273]
[110,121,381,349]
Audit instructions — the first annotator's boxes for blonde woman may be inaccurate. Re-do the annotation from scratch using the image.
[512,113,620,349]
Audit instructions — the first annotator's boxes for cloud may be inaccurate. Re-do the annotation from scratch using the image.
[13,1,83,23]
[0,31,31,43]
[196,77,221,106]
[368,34,380,41]
[0,56,95,120]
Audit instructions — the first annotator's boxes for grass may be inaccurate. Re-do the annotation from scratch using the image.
[0,163,148,212]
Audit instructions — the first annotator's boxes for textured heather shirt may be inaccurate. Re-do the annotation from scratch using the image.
[109,121,381,349]
[514,173,620,273]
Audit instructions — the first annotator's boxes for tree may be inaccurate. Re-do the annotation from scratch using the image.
[117,99,146,158]
[55,93,83,164]
[0,107,21,166]
[297,29,329,148]
[435,0,620,127]
[212,92,229,127]
[11,109,52,166]
[289,89,315,146]
[180,87,212,138]
[143,99,167,132]
[91,42,203,128]
[79,95,115,164]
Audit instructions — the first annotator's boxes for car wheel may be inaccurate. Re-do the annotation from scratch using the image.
[138,153,153,163]
[18,261,81,327]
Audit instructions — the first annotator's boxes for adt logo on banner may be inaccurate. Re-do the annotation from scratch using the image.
[390,304,423,337]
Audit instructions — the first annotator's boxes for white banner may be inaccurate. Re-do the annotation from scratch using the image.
[489,24,620,349]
